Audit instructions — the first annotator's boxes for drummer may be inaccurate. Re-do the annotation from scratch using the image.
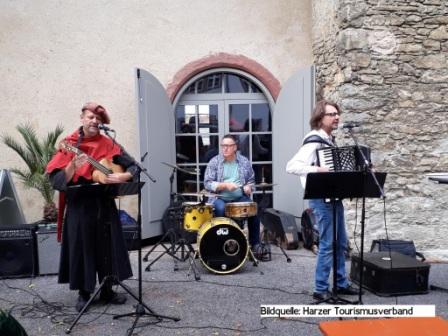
[204,134,261,251]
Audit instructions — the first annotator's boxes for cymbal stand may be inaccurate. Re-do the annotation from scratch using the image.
[142,165,201,280]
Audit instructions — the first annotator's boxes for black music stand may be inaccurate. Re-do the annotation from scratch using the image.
[304,171,386,304]
[65,182,179,335]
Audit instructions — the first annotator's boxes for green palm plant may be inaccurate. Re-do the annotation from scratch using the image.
[2,123,64,222]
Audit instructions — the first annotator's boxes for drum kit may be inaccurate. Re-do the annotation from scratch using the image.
[143,161,270,277]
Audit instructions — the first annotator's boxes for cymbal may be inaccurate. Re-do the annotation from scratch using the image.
[178,191,219,198]
[253,182,277,188]
[161,161,198,175]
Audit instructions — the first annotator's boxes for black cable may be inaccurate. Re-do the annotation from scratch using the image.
[0,279,115,326]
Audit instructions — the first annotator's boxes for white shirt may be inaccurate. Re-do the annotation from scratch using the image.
[286,129,334,189]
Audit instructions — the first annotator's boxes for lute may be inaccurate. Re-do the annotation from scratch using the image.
[60,141,124,184]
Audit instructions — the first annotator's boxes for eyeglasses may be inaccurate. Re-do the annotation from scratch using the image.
[220,143,236,148]
[324,112,340,117]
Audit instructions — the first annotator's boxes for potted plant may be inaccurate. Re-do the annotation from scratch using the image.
[2,123,64,223]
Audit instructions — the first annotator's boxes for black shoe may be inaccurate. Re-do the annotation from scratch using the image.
[100,290,127,305]
[336,285,361,295]
[312,291,330,301]
[76,294,90,312]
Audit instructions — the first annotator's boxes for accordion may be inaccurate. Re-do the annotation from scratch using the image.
[316,145,371,171]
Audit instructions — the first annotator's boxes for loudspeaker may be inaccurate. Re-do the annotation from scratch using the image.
[35,225,60,275]
[261,208,299,249]
[350,252,430,296]
[0,170,26,226]
[0,224,36,278]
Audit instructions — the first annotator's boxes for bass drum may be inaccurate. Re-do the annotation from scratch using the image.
[197,217,248,274]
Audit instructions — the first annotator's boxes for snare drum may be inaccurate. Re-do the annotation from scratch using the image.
[197,217,249,274]
[183,202,213,232]
[225,202,257,218]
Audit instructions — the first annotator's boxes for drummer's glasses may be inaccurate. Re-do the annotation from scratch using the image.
[221,143,236,148]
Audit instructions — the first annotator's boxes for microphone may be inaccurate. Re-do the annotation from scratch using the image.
[339,121,361,129]
[98,124,115,132]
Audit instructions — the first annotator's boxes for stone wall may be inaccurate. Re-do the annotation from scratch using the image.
[313,0,448,258]
[312,0,341,101]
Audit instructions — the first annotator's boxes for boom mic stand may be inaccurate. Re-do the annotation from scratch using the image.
[345,126,385,304]
[101,130,180,335]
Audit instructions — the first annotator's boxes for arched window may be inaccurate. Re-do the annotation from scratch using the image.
[174,70,274,207]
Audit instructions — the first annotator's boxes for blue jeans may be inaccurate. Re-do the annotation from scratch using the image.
[309,199,349,293]
[212,195,261,247]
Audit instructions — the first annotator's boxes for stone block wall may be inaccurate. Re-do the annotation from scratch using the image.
[313,0,448,258]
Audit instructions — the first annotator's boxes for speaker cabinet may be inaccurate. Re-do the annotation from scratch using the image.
[261,208,299,249]
[35,225,60,275]
[350,252,430,296]
[0,224,36,278]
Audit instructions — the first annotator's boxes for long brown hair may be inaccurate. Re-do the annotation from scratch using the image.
[309,100,341,130]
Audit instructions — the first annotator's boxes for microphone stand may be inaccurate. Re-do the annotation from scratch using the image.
[102,129,180,335]
[345,126,385,304]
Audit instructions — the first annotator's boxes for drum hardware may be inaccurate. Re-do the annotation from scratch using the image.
[177,191,219,198]
[161,161,198,176]
[142,162,201,280]
[253,182,277,189]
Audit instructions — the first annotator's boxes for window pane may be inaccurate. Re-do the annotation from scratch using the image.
[199,166,207,191]
[176,105,196,133]
[198,104,219,134]
[251,83,261,93]
[229,104,249,132]
[234,134,250,158]
[176,170,197,193]
[200,135,219,163]
[197,74,222,93]
[252,134,271,161]
[176,135,196,163]
[253,164,273,186]
[252,103,271,132]
[253,193,272,209]
[185,83,196,94]
[225,74,250,93]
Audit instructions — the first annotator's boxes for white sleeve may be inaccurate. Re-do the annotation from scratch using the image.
[286,143,319,177]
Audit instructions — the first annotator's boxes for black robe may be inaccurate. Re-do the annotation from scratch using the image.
[50,158,134,293]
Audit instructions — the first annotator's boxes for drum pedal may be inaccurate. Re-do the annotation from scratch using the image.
[252,243,271,262]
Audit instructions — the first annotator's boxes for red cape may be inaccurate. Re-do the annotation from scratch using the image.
[46,129,122,241]
[47,129,121,181]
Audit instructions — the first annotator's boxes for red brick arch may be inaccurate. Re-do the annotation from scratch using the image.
[166,53,281,102]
